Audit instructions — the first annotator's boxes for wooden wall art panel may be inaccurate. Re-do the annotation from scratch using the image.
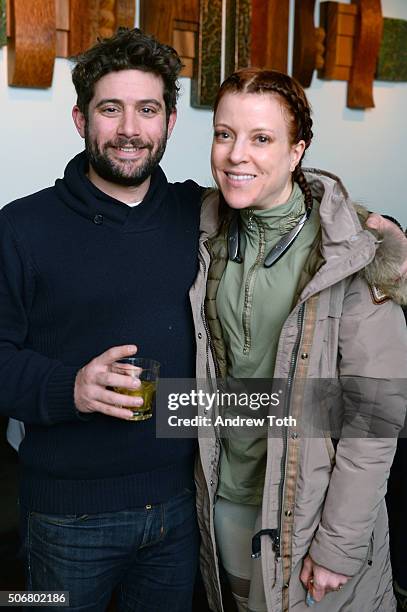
[347,0,383,109]
[191,0,222,108]
[224,0,251,77]
[7,0,56,87]
[251,0,289,72]
[0,0,6,47]
[318,2,357,81]
[140,0,199,78]
[376,17,407,82]
[292,0,325,87]
[56,0,69,57]
[69,0,135,56]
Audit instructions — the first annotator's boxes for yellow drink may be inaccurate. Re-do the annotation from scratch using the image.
[114,380,156,421]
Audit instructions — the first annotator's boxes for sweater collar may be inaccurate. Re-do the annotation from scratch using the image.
[55,151,169,232]
[240,182,305,238]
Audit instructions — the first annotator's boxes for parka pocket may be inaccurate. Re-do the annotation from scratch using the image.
[324,436,336,467]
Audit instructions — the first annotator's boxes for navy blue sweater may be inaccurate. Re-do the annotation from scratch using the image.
[0,153,203,513]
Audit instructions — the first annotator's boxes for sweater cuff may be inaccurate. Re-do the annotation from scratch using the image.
[45,365,81,424]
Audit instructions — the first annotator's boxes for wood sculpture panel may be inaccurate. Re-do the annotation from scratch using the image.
[0,0,6,47]
[251,0,289,72]
[347,0,383,108]
[318,2,357,81]
[376,17,407,81]
[140,0,199,79]
[191,0,222,107]
[7,0,56,87]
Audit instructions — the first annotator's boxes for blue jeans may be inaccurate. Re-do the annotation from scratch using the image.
[22,488,199,611]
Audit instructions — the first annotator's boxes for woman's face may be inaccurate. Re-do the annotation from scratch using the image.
[211,92,305,210]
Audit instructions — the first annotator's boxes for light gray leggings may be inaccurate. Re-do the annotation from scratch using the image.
[214,497,267,612]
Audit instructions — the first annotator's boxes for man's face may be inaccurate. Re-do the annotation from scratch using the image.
[73,69,176,187]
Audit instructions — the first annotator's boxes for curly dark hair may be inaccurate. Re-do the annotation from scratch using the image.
[214,68,314,213]
[71,28,182,120]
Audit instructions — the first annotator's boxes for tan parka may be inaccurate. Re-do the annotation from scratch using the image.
[189,169,407,612]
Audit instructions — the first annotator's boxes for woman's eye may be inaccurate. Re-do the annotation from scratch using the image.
[214,131,230,140]
[256,135,270,144]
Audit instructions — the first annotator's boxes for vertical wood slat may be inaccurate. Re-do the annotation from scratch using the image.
[347,0,383,108]
[115,0,136,29]
[56,0,69,58]
[140,0,198,79]
[191,0,222,108]
[318,2,358,81]
[292,0,317,87]
[140,0,198,46]
[69,0,100,56]
[8,0,56,87]
[250,0,289,72]
[0,0,7,46]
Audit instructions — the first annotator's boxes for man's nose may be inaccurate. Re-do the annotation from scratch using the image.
[118,110,141,138]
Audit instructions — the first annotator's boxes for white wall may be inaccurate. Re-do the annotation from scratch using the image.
[0,0,406,224]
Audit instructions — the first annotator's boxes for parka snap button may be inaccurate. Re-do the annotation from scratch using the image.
[198,332,203,339]
[210,479,214,486]
[285,510,292,517]
[301,352,308,359]
[284,582,289,589]
[93,214,103,225]
[291,432,299,440]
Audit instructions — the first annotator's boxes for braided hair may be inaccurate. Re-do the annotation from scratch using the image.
[213,69,314,214]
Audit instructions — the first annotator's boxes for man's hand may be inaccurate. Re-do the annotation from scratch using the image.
[300,554,349,604]
[366,213,407,278]
[74,345,142,420]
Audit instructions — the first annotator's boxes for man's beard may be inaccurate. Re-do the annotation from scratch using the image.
[85,127,167,187]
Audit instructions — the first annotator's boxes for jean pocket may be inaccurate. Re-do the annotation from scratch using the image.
[29,511,89,526]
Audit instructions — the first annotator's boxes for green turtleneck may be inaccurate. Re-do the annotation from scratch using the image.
[216,183,320,504]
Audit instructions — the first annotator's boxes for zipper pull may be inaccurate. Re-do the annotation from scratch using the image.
[251,529,280,559]
[245,208,255,230]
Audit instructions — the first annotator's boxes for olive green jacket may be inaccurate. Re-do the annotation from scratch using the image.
[189,168,407,612]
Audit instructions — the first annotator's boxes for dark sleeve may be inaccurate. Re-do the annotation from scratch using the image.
[0,211,80,425]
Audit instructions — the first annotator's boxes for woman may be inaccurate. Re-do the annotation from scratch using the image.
[190,69,407,611]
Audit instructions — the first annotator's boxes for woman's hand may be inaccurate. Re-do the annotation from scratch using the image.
[300,554,349,604]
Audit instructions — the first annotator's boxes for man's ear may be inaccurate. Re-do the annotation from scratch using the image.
[72,106,86,139]
[167,109,177,139]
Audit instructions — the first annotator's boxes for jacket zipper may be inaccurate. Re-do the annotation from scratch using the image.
[275,302,306,557]
[201,244,220,380]
[242,219,266,354]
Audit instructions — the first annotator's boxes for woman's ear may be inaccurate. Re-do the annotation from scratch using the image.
[290,140,306,172]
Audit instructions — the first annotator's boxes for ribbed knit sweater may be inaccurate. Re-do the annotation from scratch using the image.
[0,152,203,514]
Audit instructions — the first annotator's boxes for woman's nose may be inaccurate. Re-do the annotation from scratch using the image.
[228,139,248,164]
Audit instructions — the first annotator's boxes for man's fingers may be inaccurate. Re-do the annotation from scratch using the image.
[100,371,141,390]
[95,345,138,365]
[88,400,135,420]
[99,388,144,409]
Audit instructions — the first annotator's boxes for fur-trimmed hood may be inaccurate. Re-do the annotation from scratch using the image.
[355,204,407,305]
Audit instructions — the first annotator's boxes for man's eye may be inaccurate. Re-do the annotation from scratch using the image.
[102,107,118,114]
[141,107,156,114]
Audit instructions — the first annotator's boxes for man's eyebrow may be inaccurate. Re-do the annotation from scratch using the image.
[95,98,163,109]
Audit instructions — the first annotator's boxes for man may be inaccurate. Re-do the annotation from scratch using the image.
[1,25,406,612]
[0,28,203,611]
